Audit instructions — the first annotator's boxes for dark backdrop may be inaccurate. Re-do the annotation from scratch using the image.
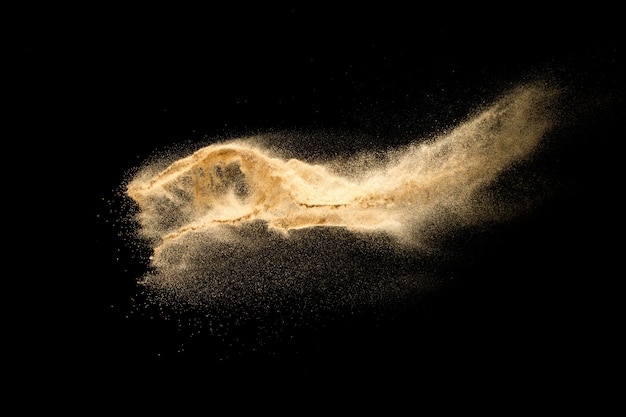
[14,4,623,402]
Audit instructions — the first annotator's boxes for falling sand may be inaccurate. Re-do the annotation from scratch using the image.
[122,82,562,342]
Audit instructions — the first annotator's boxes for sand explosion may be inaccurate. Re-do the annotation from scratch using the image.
[124,82,560,312]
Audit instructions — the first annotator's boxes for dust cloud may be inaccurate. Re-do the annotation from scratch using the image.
[123,82,560,317]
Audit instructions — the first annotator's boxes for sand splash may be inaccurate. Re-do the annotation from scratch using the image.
[123,82,560,312]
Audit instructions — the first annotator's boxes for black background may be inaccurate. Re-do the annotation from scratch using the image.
[15,4,623,403]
